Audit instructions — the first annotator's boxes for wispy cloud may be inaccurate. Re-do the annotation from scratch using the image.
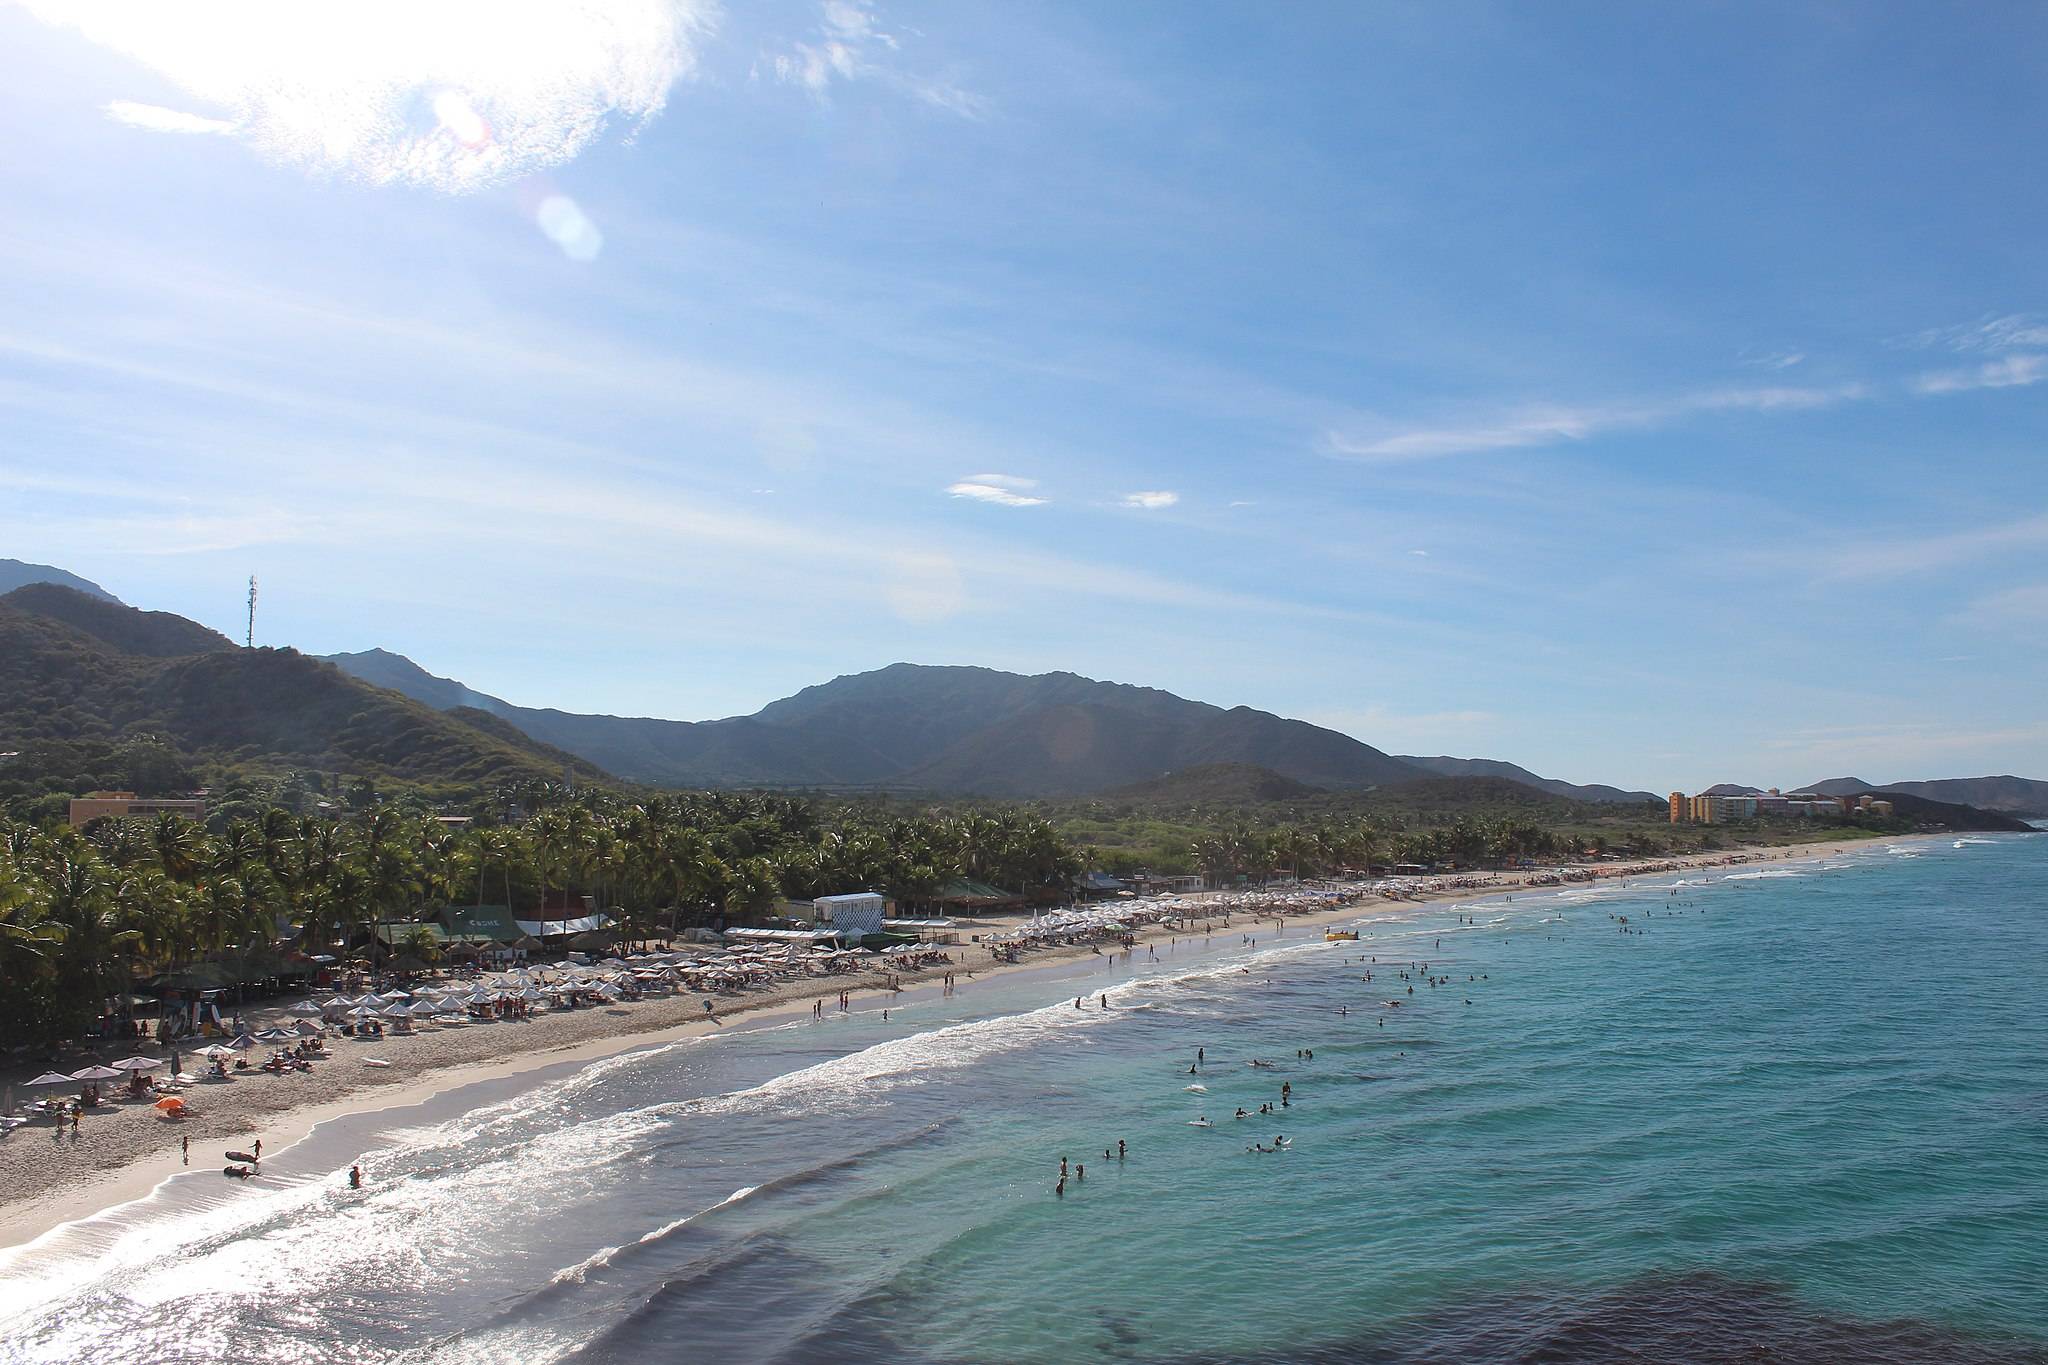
[766,0,984,117]
[1324,383,1864,462]
[1740,347,1806,371]
[1958,582,2048,628]
[1797,510,2048,582]
[25,0,712,191]
[1120,490,1178,510]
[1903,313,2048,353]
[946,474,1045,507]
[1911,353,2048,395]
[104,100,235,135]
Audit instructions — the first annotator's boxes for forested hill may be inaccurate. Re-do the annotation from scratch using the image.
[0,586,606,793]
[324,655,1431,796]
[1806,774,2048,817]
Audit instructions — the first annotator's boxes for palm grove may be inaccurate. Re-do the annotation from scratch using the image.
[0,786,1080,1046]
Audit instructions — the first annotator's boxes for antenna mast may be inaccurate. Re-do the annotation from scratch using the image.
[246,574,258,648]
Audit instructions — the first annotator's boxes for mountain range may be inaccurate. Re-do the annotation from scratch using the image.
[0,558,117,603]
[1,560,2039,811]
[0,584,599,790]
[1705,776,2048,818]
[324,647,1657,802]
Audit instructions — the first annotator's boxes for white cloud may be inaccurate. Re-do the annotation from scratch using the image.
[767,0,983,116]
[1408,548,1429,557]
[946,477,1045,507]
[1324,383,1865,462]
[104,100,236,135]
[1911,353,2048,395]
[1798,511,2048,582]
[1120,490,1178,510]
[1905,313,2048,353]
[1739,347,1805,371]
[24,0,712,191]
[1958,582,2048,628]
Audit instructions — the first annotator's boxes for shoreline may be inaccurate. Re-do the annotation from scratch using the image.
[0,833,1922,1251]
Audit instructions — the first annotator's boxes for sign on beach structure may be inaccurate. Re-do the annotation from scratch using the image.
[811,892,886,940]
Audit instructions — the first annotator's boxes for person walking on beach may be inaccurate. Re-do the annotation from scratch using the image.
[181,1135,189,1164]
[253,1138,262,1161]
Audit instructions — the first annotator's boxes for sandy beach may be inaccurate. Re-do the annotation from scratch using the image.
[0,835,1899,1250]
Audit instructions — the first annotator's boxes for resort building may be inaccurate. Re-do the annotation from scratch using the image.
[68,790,208,828]
[1669,788,1852,824]
[811,892,887,940]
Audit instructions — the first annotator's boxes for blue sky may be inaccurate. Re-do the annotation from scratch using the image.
[2,0,2044,792]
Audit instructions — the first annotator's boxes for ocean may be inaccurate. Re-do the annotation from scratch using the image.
[2,833,2044,1364]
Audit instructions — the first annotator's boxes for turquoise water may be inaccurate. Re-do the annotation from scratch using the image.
[3,835,2044,1363]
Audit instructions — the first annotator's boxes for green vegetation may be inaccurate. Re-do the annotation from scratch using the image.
[1038,775,1894,878]
[0,784,1078,1046]
[0,584,605,803]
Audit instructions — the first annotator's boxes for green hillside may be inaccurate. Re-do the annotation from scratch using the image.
[0,586,607,807]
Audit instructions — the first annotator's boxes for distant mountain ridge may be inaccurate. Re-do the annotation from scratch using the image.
[0,558,118,603]
[322,655,1428,797]
[1805,775,2048,817]
[0,587,602,789]
[1393,755,1658,804]
[320,650,1687,802]
[1694,776,2048,819]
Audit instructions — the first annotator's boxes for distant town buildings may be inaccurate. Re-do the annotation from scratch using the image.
[1667,788,1891,824]
[68,790,208,828]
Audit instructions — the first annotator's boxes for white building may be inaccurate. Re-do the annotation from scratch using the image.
[811,892,886,941]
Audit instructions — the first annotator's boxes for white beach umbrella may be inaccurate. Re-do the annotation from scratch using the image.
[382,1002,414,1018]
[26,1072,74,1086]
[227,1033,260,1050]
[197,1044,239,1059]
[321,996,352,1009]
[71,1065,123,1081]
[348,1006,382,1020]
[254,1029,295,1043]
[110,1056,162,1072]
[293,1021,324,1036]
[286,1001,323,1016]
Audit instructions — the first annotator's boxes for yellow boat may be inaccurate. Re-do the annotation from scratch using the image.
[1324,930,1358,941]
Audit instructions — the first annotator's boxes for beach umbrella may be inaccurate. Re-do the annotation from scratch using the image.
[71,1065,123,1081]
[320,997,352,1009]
[227,1033,260,1051]
[154,1097,186,1111]
[293,1021,324,1036]
[286,1002,323,1016]
[254,1029,295,1043]
[382,1002,414,1018]
[198,1044,239,1059]
[110,1057,163,1072]
[348,1006,381,1020]
[26,1072,73,1087]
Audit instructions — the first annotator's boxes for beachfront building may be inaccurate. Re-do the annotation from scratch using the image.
[68,790,208,828]
[1670,787,1866,823]
[811,892,886,941]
